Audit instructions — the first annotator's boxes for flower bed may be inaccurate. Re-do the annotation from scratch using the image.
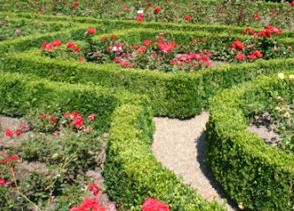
[0,110,115,210]
[1,0,293,29]
[0,72,224,210]
[206,71,294,210]
[0,18,70,42]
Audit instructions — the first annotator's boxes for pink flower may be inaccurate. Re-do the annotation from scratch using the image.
[4,129,13,138]
[158,41,177,54]
[0,178,6,186]
[40,113,46,120]
[184,15,192,21]
[87,113,96,122]
[154,6,161,14]
[137,14,144,23]
[253,13,260,20]
[141,198,170,211]
[87,28,96,35]
[87,183,99,196]
[15,29,22,34]
[291,0,294,6]
[236,53,245,61]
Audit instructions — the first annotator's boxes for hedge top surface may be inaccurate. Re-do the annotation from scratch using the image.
[209,71,294,169]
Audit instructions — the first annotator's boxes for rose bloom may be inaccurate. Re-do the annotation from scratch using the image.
[146,2,152,7]
[253,13,260,20]
[154,6,161,14]
[236,53,246,61]
[185,15,192,21]
[231,40,245,51]
[137,14,144,22]
[87,28,96,35]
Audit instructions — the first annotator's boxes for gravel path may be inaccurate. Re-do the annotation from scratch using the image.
[152,112,237,211]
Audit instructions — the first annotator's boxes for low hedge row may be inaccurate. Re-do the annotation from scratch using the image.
[0,24,93,55]
[0,72,224,210]
[4,49,294,118]
[104,103,224,211]
[206,72,294,210]
[2,11,294,39]
[94,27,294,46]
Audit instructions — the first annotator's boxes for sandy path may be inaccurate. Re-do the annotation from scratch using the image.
[152,112,237,211]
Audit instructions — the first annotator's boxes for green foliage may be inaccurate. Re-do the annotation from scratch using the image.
[104,104,224,210]
[206,72,294,210]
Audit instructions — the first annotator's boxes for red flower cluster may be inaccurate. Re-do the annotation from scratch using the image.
[137,13,144,23]
[63,111,84,130]
[158,41,177,54]
[141,198,170,211]
[231,40,245,51]
[0,155,19,165]
[114,58,133,68]
[69,198,105,211]
[171,52,212,71]
[66,41,80,52]
[248,50,263,60]
[242,27,255,35]
[41,40,62,51]
[4,124,28,138]
[87,183,99,196]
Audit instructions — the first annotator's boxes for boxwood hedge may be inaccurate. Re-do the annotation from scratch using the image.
[206,71,294,210]
[0,72,224,210]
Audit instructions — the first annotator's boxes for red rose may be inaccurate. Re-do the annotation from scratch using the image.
[137,14,144,22]
[87,28,96,35]
[87,183,99,196]
[253,13,260,20]
[142,198,170,211]
[236,53,245,61]
[231,40,245,51]
[1,155,19,165]
[154,6,161,14]
[4,129,13,138]
[184,15,192,21]
[146,2,152,7]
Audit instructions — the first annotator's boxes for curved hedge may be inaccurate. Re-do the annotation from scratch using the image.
[4,49,294,118]
[206,72,294,210]
[0,72,224,210]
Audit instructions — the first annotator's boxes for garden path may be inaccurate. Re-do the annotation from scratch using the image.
[152,112,237,211]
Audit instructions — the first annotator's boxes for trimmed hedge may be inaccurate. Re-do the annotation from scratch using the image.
[206,72,294,210]
[0,72,224,210]
[105,103,224,211]
[2,12,294,39]
[4,49,294,118]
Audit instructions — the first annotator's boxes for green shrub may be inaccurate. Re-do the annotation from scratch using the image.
[206,72,294,210]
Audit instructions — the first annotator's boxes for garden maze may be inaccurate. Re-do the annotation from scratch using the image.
[0,5,293,211]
